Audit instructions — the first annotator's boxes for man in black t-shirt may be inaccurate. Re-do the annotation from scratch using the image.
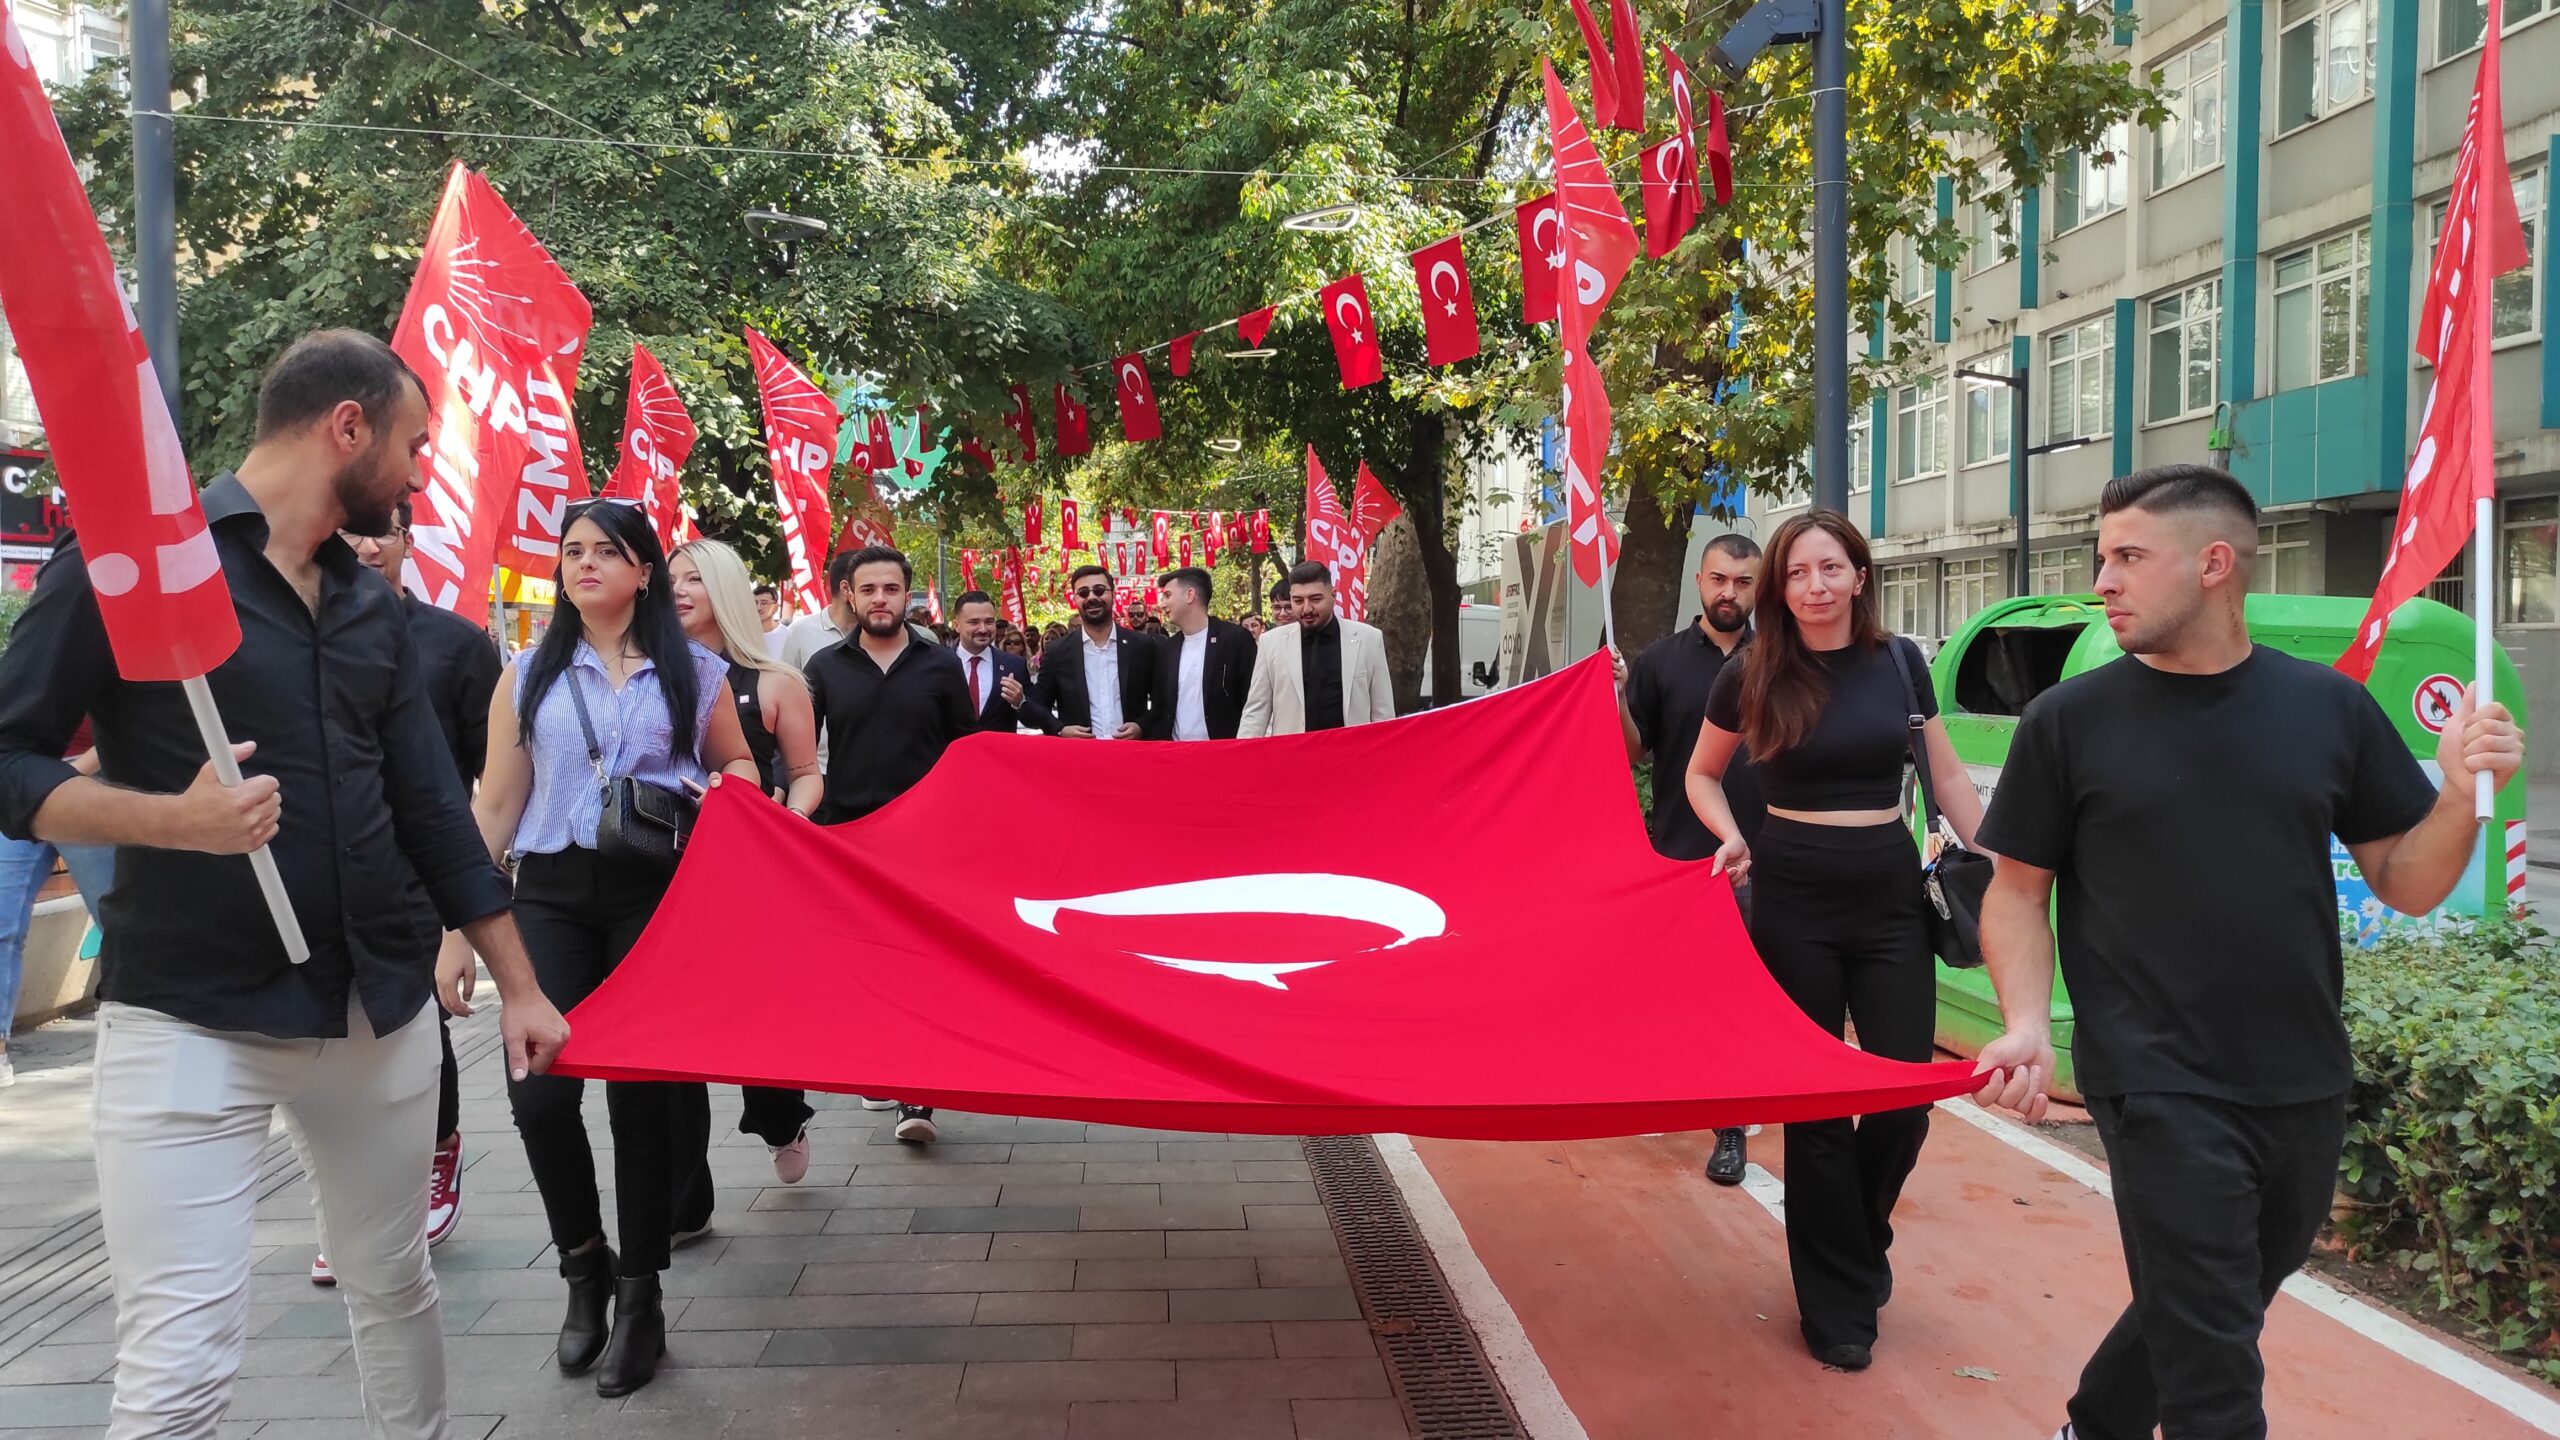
[1615,532,1767,1187]
[1972,466,2520,1440]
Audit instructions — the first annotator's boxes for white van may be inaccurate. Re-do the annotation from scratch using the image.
[1418,602,1505,705]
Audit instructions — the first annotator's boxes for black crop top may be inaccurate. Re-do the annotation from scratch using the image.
[1702,636,1935,811]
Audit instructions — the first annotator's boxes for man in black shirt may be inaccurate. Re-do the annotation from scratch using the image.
[0,330,569,1437]
[1615,532,1766,1186]
[803,545,977,1144]
[1972,466,2520,1440]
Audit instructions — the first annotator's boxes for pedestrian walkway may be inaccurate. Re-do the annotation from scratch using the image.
[0,999,1414,1440]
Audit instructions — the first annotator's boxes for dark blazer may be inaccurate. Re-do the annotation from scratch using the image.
[1143,618,1255,740]
[957,645,1051,733]
[1034,626,1156,735]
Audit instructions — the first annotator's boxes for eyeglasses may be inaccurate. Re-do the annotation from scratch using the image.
[1072,586,1112,600]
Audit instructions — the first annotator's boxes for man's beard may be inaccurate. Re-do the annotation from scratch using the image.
[1706,600,1748,634]
[858,609,907,638]
[1080,600,1113,626]
[333,450,402,538]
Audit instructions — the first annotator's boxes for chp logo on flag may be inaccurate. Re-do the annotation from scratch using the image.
[1013,874,1449,991]
[744,327,839,613]
[604,343,698,553]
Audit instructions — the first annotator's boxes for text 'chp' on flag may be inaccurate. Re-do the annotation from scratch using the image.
[743,327,839,613]
[605,343,699,553]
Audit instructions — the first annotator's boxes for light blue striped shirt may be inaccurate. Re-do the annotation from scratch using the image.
[510,641,728,856]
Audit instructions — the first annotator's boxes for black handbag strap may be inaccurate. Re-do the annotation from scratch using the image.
[1882,636,1944,841]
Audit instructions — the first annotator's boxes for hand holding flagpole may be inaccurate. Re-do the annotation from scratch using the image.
[181,679,310,963]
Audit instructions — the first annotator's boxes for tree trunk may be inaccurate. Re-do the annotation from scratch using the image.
[1610,482,1694,656]
[1367,516,1429,712]
[1375,411,1459,712]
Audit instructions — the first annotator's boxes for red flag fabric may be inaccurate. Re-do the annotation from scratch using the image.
[832,485,896,556]
[1606,0,1646,130]
[495,299,592,580]
[0,15,237,680]
[1062,499,1082,551]
[1237,306,1277,348]
[1025,495,1044,549]
[1113,354,1162,443]
[1205,516,1222,565]
[2339,20,2528,682]
[1006,383,1040,464]
[603,343,698,554]
[1561,344,1621,586]
[1000,547,1028,628]
[1703,89,1734,207]
[1179,533,1194,567]
[1566,0,1623,134]
[1516,194,1564,325]
[1151,510,1172,564]
[1410,236,1482,367]
[1318,273,1385,390]
[1170,332,1198,377]
[743,327,838,613]
[1250,509,1272,554]
[863,411,897,475]
[551,656,1980,1137]
[961,549,979,592]
[1352,461,1405,540]
[1545,60,1639,356]
[959,438,995,472]
[1054,385,1092,458]
[1304,447,1369,620]
[1641,135,1701,259]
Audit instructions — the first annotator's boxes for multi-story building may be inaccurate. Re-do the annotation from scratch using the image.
[1743,0,2560,764]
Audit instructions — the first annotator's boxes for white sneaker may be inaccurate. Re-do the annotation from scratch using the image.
[894,1106,938,1143]
[859,1096,899,1111]
[0,1048,14,1088]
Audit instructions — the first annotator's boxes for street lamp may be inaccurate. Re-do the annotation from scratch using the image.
[745,208,829,270]
[1279,204,1362,232]
[1959,365,2088,597]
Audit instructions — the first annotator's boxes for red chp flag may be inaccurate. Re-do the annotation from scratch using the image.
[1546,61,1638,355]
[1517,194,1565,324]
[604,343,698,554]
[961,549,979,591]
[2339,20,2528,682]
[496,307,591,580]
[743,328,838,613]
[1006,383,1040,464]
[1319,273,1385,390]
[1114,353,1162,443]
[389,165,589,612]
[833,485,896,556]
[1352,461,1404,540]
[0,10,237,679]
[1054,385,1092,457]
[1025,495,1044,549]
[1561,345,1620,585]
[1411,236,1481,366]
[1305,446,1370,620]
[1062,499,1083,550]
[1000,546,1028,628]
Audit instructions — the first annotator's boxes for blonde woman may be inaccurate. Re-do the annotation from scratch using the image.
[667,539,826,1182]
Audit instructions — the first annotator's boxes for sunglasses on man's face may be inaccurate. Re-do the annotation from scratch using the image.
[1073,586,1112,600]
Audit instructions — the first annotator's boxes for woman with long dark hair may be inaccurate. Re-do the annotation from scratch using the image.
[1684,508,1986,1372]
[474,499,759,1398]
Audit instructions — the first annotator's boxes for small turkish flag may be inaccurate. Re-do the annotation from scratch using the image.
[865,411,896,474]
[959,438,995,471]
[1319,273,1385,390]
[1249,508,1272,554]
[1151,510,1172,563]
[1567,0,1623,134]
[1641,135,1701,259]
[1517,194,1564,324]
[1025,495,1044,549]
[1704,90,1734,206]
[1054,384,1092,457]
[1410,236,1481,367]
[1006,383,1039,464]
[1062,498,1082,550]
[1123,507,1138,530]
[1114,353,1162,443]
[1171,333,1197,377]
[1237,306,1277,347]
[1205,515,1222,564]
[1180,533,1194,567]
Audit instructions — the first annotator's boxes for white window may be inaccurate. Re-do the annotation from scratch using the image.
[2053,121,2130,231]
[1849,407,1873,494]
[1890,232,1929,305]
[2278,0,2375,133]
[2500,495,2559,624]
[2045,318,2113,443]
[2429,169,2543,342]
[2425,547,2470,610]
[1883,562,1938,637]
[1962,181,2018,272]
[2258,519,2317,594]
[2272,228,2371,390]
[2030,544,2093,595]
[1892,374,1950,482]
[1942,556,2008,629]
[2146,278,2222,423]
[2440,0,2555,61]
[2151,36,2225,191]
[1962,352,2013,466]
[0,323,36,431]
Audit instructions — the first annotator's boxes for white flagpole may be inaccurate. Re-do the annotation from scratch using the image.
[180,676,311,964]
[2473,495,2496,821]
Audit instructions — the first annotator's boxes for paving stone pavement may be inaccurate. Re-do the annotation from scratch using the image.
[0,996,1418,1439]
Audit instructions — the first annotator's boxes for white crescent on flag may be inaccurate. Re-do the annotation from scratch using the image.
[1334,292,1367,342]
[1014,873,1448,990]
[1119,360,1145,397]
[1653,134,1687,183]
[1428,260,1462,300]
[1533,205,1565,265]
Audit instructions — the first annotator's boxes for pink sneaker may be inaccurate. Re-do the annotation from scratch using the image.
[770,1128,811,1185]
[310,1253,335,1287]
[426,1134,462,1248]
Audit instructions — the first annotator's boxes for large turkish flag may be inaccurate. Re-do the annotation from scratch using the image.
[553,657,1979,1138]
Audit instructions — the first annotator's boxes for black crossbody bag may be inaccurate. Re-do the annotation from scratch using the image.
[1885,638,1993,969]
[565,672,697,879]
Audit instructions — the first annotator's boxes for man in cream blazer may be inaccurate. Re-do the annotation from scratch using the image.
[1240,561,1396,737]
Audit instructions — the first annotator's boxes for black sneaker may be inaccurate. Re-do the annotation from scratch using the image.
[1704,1128,1748,1186]
[1811,1341,1872,1372]
[894,1105,938,1144]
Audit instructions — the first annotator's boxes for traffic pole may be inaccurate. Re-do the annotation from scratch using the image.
[1809,0,1849,515]
[131,0,180,423]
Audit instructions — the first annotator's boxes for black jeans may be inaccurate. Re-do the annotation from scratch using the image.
[436,1011,459,1144]
[507,848,713,1276]
[1747,817,1937,1351]
[2070,1090,2349,1440]
[739,1087,813,1147]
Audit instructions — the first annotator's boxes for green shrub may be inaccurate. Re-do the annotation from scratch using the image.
[2338,920,2560,1379]
[0,589,26,661]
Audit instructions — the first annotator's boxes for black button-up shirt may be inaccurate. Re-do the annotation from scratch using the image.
[0,474,513,1039]
[806,631,978,823]
[1627,623,1765,861]
[402,594,503,784]
[1301,618,1345,732]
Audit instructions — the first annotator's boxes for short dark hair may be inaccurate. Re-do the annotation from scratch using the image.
[1285,561,1331,591]
[844,544,911,587]
[2099,464,2259,527]
[827,548,865,596]
[1270,577,1292,606]
[255,329,424,441]
[1158,567,1213,605]
[953,589,997,615]
[1069,563,1113,590]
[753,583,779,600]
[394,499,413,530]
[1703,532,1761,564]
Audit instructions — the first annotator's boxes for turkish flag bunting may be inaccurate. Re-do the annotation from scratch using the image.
[1237,306,1276,347]
[1205,515,1222,564]
[1179,533,1193,567]
[1062,499,1082,551]
[961,549,979,592]
[1054,385,1092,457]
[1704,90,1734,206]
[0,15,238,680]
[1318,273,1385,390]
[604,343,698,554]
[550,658,1980,1137]
[743,327,839,613]
[1170,332,1197,377]
[2339,19,2528,682]
[863,411,897,475]
[1516,194,1564,325]
[1249,509,1271,554]
[1561,344,1621,586]
[1641,135,1702,259]
[1567,0,1623,134]
[1410,236,1481,367]
[1006,383,1040,464]
[1304,446,1369,621]
[1607,0,1646,129]
[1545,62,1639,356]
[1025,495,1044,549]
[959,438,995,472]
[1151,510,1172,564]
[1114,353,1162,443]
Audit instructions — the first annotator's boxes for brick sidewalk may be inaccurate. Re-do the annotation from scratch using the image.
[0,998,1413,1439]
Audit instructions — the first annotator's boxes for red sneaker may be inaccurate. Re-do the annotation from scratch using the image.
[426,1134,463,1248]
[310,1253,335,1287]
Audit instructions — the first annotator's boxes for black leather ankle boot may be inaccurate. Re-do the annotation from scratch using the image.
[593,1273,666,1397]
[555,1242,615,1373]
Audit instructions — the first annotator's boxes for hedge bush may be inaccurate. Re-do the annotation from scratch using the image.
[2337,920,2560,1380]
[0,588,26,661]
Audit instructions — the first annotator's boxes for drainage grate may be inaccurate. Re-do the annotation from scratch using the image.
[1304,1134,1525,1440]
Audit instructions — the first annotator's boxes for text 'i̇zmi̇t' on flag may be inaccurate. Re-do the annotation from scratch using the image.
[0,4,309,959]
[2337,11,2525,822]
[744,327,840,614]
[1545,59,1636,597]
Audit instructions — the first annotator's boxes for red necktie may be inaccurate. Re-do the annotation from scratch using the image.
[969,653,984,711]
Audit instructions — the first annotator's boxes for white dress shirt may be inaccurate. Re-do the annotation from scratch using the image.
[1081,629,1123,738]
[959,642,993,714]
[1174,626,1210,741]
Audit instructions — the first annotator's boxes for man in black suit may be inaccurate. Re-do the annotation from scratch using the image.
[950,590,1051,734]
[1036,564,1154,739]
[1145,566,1254,740]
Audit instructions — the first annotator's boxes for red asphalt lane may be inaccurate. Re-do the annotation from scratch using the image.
[1413,1111,2551,1440]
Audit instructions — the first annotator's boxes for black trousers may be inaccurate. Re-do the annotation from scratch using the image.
[1747,816,1937,1351]
[2070,1090,2349,1440]
[739,1087,813,1147]
[436,1011,459,1143]
[507,848,713,1276]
